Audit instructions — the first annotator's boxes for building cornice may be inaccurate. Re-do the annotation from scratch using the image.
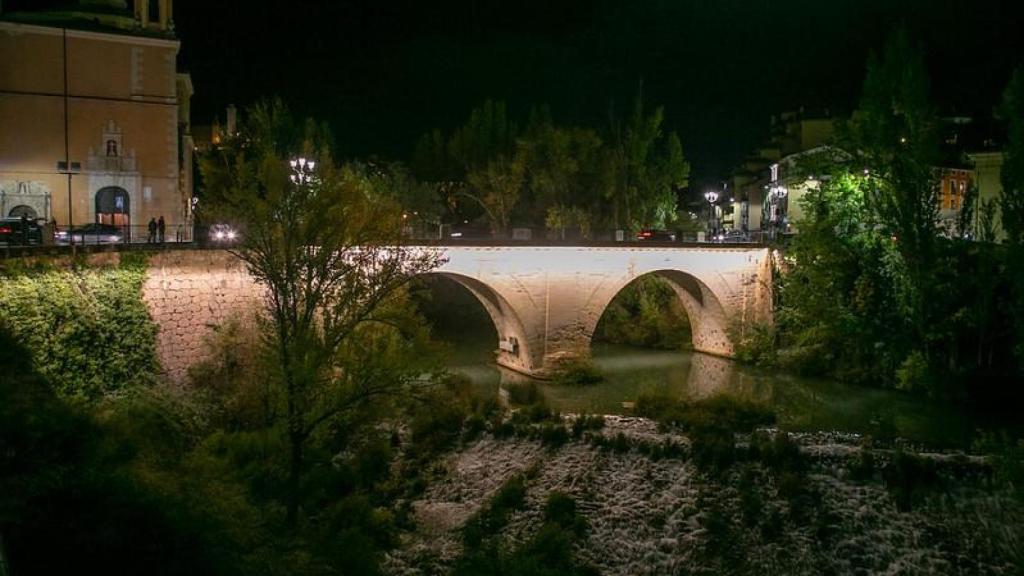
[0,20,179,48]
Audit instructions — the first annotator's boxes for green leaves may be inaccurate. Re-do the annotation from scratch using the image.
[0,263,158,401]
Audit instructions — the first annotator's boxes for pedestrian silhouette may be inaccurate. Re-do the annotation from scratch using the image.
[147,217,157,243]
[157,216,166,243]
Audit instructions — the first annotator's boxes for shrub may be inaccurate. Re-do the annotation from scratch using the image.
[883,449,943,511]
[463,474,528,547]
[539,424,570,448]
[570,414,605,438]
[0,259,159,400]
[456,492,597,576]
[734,322,778,366]
[690,424,737,471]
[552,359,604,386]
[544,491,588,536]
[896,350,932,393]
[636,393,775,434]
[750,431,805,474]
[506,381,543,405]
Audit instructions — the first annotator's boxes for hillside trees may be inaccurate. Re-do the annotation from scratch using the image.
[775,32,1018,396]
[411,92,689,237]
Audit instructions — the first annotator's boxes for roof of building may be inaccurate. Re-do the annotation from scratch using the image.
[0,1,175,40]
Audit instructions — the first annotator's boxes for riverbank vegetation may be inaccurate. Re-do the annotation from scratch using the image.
[742,33,1024,406]
[0,253,158,399]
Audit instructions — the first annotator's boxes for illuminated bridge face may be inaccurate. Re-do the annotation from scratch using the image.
[139,246,774,382]
[424,245,774,377]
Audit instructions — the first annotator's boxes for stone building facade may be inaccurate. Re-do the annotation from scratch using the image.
[0,0,192,238]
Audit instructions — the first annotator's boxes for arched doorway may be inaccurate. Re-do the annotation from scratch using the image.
[8,205,38,219]
[95,186,130,227]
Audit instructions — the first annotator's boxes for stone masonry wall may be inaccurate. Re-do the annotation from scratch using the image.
[142,250,264,385]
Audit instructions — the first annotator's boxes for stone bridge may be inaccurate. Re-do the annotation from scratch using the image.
[142,245,773,381]
[431,245,773,376]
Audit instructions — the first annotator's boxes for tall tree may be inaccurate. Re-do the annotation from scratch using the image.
[201,100,442,525]
[999,68,1024,366]
[845,29,940,352]
[604,90,689,231]
[447,99,518,175]
[1000,68,1024,243]
[518,122,603,238]
[465,155,525,237]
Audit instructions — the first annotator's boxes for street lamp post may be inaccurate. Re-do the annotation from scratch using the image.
[704,190,719,240]
[768,184,788,240]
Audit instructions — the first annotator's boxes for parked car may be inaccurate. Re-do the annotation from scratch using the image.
[56,223,124,244]
[713,230,749,243]
[0,217,43,246]
[636,229,676,241]
[448,225,492,240]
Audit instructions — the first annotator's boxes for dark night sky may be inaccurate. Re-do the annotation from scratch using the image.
[175,0,1024,187]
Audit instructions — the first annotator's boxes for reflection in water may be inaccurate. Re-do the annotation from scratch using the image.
[686,353,733,400]
[448,341,1021,449]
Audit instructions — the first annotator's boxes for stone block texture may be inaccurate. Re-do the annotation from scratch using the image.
[142,250,264,384]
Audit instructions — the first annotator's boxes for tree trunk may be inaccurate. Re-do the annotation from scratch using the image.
[286,429,304,527]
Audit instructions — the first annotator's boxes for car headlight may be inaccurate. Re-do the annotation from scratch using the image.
[215,231,225,239]
[227,230,236,240]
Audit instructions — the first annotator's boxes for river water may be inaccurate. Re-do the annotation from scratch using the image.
[414,274,1018,450]
[448,340,1019,450]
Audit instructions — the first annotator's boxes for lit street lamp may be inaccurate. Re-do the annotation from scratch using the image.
[704,190,719,240]
[768,183,788,240]
[290,157,316,184]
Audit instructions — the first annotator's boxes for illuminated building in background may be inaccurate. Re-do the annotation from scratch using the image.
[0,0,193,238]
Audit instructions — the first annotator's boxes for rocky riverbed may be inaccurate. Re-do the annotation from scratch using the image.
[383,416,1023,576]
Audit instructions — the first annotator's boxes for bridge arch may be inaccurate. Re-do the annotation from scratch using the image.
[417,271,538,374]
[586,269,734,358]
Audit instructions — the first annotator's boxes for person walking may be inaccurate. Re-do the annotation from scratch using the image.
[147,217,157,243]
[157,216,166,243]
[20,213,29,245]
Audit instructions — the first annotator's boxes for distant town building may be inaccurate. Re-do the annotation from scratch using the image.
[729,110,1008,242]
[0,0,193,239]
[722,109,836,237]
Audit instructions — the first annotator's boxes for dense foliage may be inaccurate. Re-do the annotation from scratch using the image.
[0,255,158,400]
[762,33,1021,399]
[200,99,444,525]
[410,94,689,237]
[593,275,692,350]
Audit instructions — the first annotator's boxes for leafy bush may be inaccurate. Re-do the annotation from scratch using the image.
[883,449,943,511]
[539,423,570,448]
[636,392,775,433]
[455,491,597,576]
[749,430,805,475]
[570,414,605,438]
[463,474,528,547]
[506,380,543,405]
[895,350,932,393]
[552,359,604,386]
[0,257,159,400]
